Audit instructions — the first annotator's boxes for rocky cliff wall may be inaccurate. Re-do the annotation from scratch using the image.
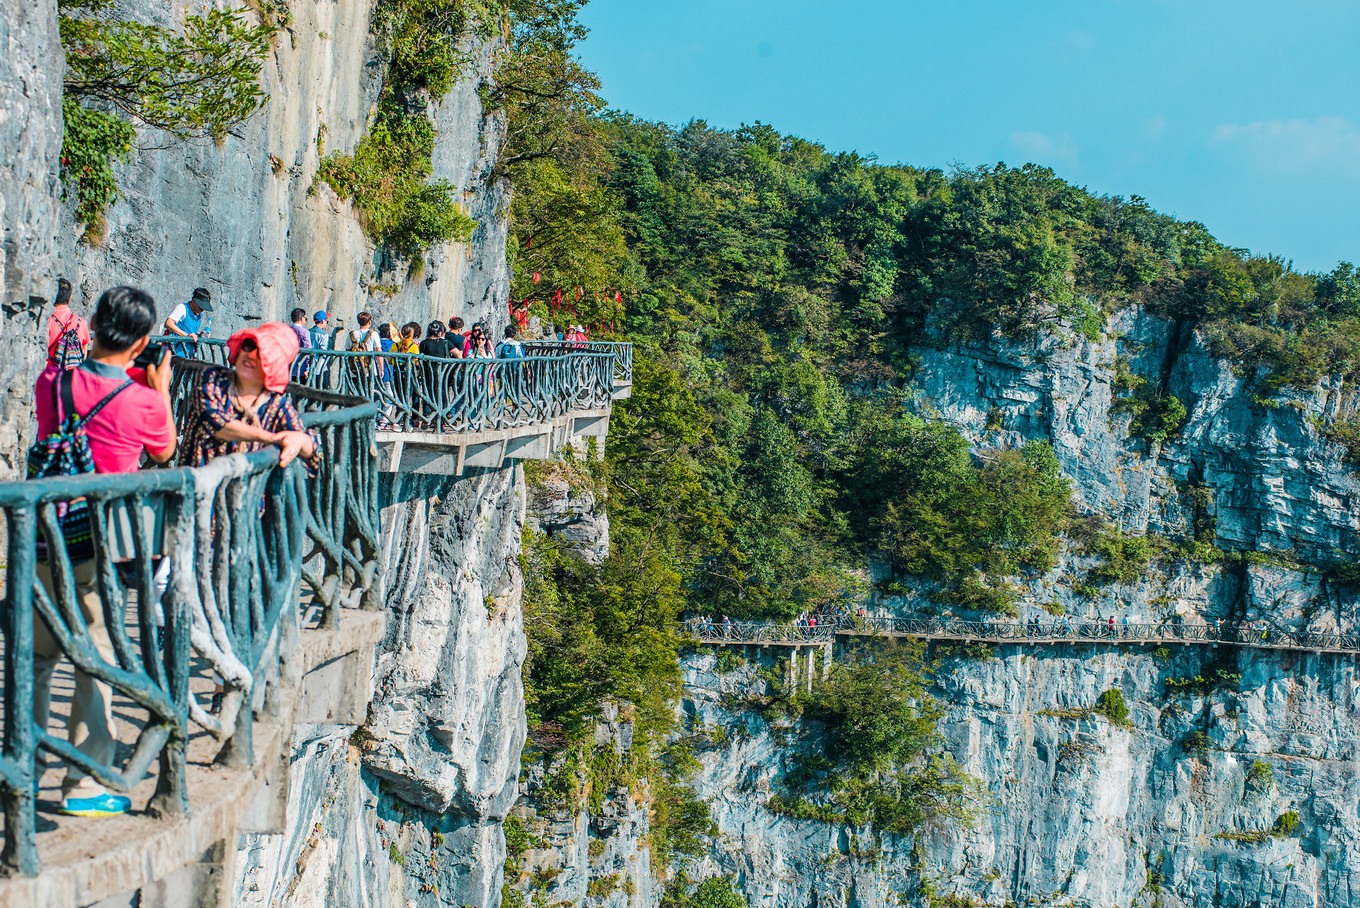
[670,642,1360,908]
[0,0,62,477]
[235,465,528,908]
[60,0,509,340]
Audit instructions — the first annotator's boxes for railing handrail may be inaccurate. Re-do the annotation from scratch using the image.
[0,360,381,876]
[151,336,629,437]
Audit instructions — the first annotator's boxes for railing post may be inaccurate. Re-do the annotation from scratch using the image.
[1,505,39,876]
[149,483,194,819]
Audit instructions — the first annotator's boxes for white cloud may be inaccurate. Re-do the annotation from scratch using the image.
[1212,116,1360,177]
[1010,131,1079,168]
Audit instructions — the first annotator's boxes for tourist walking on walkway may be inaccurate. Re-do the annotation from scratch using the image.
[31,286,178,818]
[418,321,452,430]
[309,312,332,388]
[46,277,90,368]
[289,307,313,382]
[177,322,318,473]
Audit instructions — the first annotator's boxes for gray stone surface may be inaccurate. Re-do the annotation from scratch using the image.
[524,463,610,565]
[909,307,1360,561]
[0,0,61,477]
[666,645,1360,908]
[58,0,509,340]
[512,710,655,908]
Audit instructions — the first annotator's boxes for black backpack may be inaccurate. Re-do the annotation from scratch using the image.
[28,369,132,562]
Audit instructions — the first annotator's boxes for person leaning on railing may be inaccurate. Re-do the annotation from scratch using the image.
[32,286,178,818]
[177,322,319,474]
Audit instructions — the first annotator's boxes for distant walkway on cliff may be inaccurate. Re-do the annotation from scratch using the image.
[685,616,1360,657]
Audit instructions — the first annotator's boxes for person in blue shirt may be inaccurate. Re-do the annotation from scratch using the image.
[163,287,213,356]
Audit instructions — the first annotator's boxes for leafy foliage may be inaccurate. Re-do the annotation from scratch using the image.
[57,0,273,229]
[661,876,747,908]
[60,1,271,139]
[317,107,474,260]
[317,0,493,265]
[60,99,134,228]
[767,645,990,838]
[1096,689,1130,726]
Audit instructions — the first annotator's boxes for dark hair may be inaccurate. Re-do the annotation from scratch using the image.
[450,317,465,331]
[403,321,421,338]
[290,307,306,323]
[56,277,72,307]
[91,286,156,352]
[503,323,518,338]
[377,322,393,340]
[356,311,372,327]
[426,320,445,338]
[470,322,486,338]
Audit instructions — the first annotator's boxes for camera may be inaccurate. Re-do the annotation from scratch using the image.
[134,342,168,369]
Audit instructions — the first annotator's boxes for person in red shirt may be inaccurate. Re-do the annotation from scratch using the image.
[32,286,177,818]
[45,277,91,368]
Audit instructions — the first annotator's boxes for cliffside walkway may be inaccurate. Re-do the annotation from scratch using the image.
[686,617,1360,657]
[0,373,385,905]
[157,337,633,475]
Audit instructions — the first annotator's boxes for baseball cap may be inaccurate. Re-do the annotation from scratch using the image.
[314,311,328,323]
[191,287,213,311]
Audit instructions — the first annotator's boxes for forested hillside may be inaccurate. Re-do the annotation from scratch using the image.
[507,4,1360,891]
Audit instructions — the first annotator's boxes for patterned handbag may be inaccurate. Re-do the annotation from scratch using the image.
[28,369,132,563]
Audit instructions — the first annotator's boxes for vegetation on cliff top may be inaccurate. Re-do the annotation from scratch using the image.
[58,0,274,234]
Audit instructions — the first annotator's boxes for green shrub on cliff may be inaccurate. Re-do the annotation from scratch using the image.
[767,644,990,838]
[57,0,273,233]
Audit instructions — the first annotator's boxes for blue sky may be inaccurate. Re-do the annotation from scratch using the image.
[577,0,1359,274]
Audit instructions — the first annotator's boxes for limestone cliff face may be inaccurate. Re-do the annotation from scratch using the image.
[0,2,526,904]
[670,646,1360,908]
[59,0,509,338]
[236,467,527,908]
[0,0,62,477]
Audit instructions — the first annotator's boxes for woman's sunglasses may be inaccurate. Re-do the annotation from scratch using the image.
[239,338,259,353]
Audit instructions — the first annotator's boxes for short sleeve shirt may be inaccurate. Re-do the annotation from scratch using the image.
[166,302,205,335]
[349,328,380,353]
[34,361,176,473]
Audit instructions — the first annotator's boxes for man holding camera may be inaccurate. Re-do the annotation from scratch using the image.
[32,287,177,817]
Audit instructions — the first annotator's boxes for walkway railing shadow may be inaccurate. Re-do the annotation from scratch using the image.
[0,363,379,876]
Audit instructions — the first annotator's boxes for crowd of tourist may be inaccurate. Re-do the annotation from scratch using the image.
[29,281,574,819]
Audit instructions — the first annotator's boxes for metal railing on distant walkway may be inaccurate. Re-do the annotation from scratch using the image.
[0,368,379,876]
[684,616,1360,656]
[151,336,630,435]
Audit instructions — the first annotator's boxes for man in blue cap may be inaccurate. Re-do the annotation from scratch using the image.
[163,287,213,357]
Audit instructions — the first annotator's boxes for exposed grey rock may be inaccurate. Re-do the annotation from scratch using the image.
[669,646,1360,908]
[512,712,655,908]
[0,0,61,477]
[363,466,527,824]
[524,463,610,565]
[59,0,509,340]
[910,307,1360,562]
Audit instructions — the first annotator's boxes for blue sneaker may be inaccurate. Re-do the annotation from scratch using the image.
[59,792,132,817]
